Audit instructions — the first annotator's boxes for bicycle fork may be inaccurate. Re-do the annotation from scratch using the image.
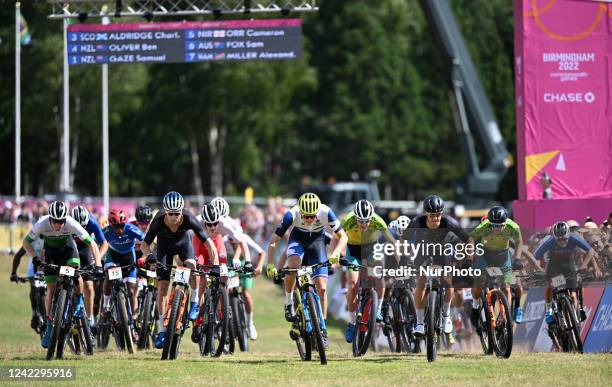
[302,291,326,333]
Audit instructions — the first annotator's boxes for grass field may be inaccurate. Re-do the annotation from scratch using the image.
[0,255,610,386]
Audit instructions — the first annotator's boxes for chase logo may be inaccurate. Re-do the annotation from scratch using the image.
[543,92,595,103]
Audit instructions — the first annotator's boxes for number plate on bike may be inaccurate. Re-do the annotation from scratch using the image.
[220,264,229,276]
[108,267,123,280]
[227,276,240,288]
[174,267,191,284]
[146,270,157,278]
[59,266,75,277]
[486,267,503,277]
[297,267,313,277]
[551,275,566,288]
[34,279,46,288]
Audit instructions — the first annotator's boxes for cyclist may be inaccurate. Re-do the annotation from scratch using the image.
[409,195,470,337]
[10,236,44,332]
[210,197,252,269]
[534,221,595,324]
[224,230,266,340]
[22,201,102,348]
[266,193,348,348]
[101,209,145,336]
[140,191,219,349]
[132,205,154,262]
[71,205,109,330]
[468,206,523,327]
[342,200,398,343]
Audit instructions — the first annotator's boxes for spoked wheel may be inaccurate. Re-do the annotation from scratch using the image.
[353,289,377,357]
[210,287,229,358]
[230,294,248,352]
[162,288,183,360]
[78,316,94,355]
[305,292,326,365]
[47,289,67,360]
[560,296,583,353]
[426,290,438,362]
[292,292,311,361]
[117,292,134,354]
[138,290,154,350]
[489,290,513,358]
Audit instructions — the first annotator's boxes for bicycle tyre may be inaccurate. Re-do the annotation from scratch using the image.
[47,289,67,360]
[138,290,154,350]
[426,289,437,362]
[490,290,513,358]
[305,292,326,365]
[117,291,134,354]
[162,288,183,360]
[211,287,229,358]
[293,292,311,361]
[79,315,94,355]
[402,289,419,353]
[231,295,248,352]
[561,296,583,353]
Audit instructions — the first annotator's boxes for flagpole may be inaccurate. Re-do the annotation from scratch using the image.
[102,8,110,214]
[15,2,21,202]
[62,18,70,193]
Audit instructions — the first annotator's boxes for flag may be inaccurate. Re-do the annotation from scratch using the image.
[19,13,31,45]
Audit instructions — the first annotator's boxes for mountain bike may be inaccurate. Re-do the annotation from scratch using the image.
[136,267,158,350]
[227,266,254,352]
[97,264,135,354]
[13,274,47,339]
[381,276,419,353]
[352,264,379,357]
[193,264,228,358]
[41,263,95,360]
[547,273,583,353]
[473,266,513,358]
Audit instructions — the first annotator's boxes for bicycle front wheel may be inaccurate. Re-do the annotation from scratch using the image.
[490,290,513,358]
[211,287,229,358]
[137,289,154,350]
[162,288,183,360]
[353,289,377,357]
[560,296,583,353]
[305,292,326,365]
[47,289,67,360]
[293,292,311,361]
[426,289,438,362]
[117,291,134,354]
[230,294,247,352]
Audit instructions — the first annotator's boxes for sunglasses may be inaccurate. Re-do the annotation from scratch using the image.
[356,218,370,225]
[491,223,505,229]
[112,223,126,229]
[301,214,317,220]
[555,236,569,242]
[167,212,181,217]
[138,221,150,226]
[50,219,65,225]
[426,212,442,218]
[205,222,219,227]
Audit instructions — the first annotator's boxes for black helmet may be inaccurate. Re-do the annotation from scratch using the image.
[423,195,444,214]
[135,205,153,222]
[201,203,220,224]
[487,206,508,224]
[552,221,570,239]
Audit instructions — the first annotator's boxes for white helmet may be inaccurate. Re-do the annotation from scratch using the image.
[163,191,184,212]
[390,215,410,236]
[71,205,89,226]
[354,200,374,222]
[49,201,68,221]
[211,197,230,218]
[201,203,220,224]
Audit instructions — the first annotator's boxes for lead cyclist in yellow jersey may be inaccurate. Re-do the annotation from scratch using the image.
[341,200,398,343]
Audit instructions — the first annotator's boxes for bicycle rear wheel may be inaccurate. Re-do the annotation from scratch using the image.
[490,290,513,358]
[560,296,583,353]
[117,291,134,354]
[137,289,154,350]
[305,292,326,365]
[230,294,247,352]
[47,289,67,360]
[426,289,437,362]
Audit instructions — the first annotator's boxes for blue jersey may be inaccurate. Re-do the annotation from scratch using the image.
[75,217,106,247]
[275,204,341,238]
[103,223,145,255]
[534,233,592,261]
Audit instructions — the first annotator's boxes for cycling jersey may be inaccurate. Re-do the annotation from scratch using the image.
[470,219,521,251]
[534,234,591,287]
[74,217,106,248]
[26,215,93,247]
[225,233,265,255]
[341,212,389,245]
[407,214,469,267]
[275,204,341,238]
[194,233,227,266]
[144,209,209,247]
[104,223,145,255]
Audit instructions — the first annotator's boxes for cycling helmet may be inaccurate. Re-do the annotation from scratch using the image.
[552,221,570,239]
[354,200,374,222]
[108,209,127,226]
[163,191,184,212]
[201,203,220,224]
[487,206,508,225]
[211,197,230,218]
[395,215,410,230]
[48,201,68,221]
[71,205,89,226]
[423,195,444,214]
[298,193,321,215]
[135,205,153,222]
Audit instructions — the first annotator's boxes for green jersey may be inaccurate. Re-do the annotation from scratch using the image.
[470,219,521,251]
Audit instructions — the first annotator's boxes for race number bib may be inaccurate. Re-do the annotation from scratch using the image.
[174,267,191,284]
[463,288,473,301]
[551,275,566,288]
[59,266,75,277]
[486,267,504,277]
[220,264,229,276]
[108,267,123,280]
[146,270,157,278]
[34,279,46,288]
[227,276,240,288]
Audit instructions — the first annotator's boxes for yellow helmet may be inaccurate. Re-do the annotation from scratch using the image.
[298,193,321,215]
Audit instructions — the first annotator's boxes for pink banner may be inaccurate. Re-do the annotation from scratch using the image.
[515,0,612,200]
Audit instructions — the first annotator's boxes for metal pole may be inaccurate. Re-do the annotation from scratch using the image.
[102,11,110,214]
[15,3,21,202]
[62,18,70,192]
